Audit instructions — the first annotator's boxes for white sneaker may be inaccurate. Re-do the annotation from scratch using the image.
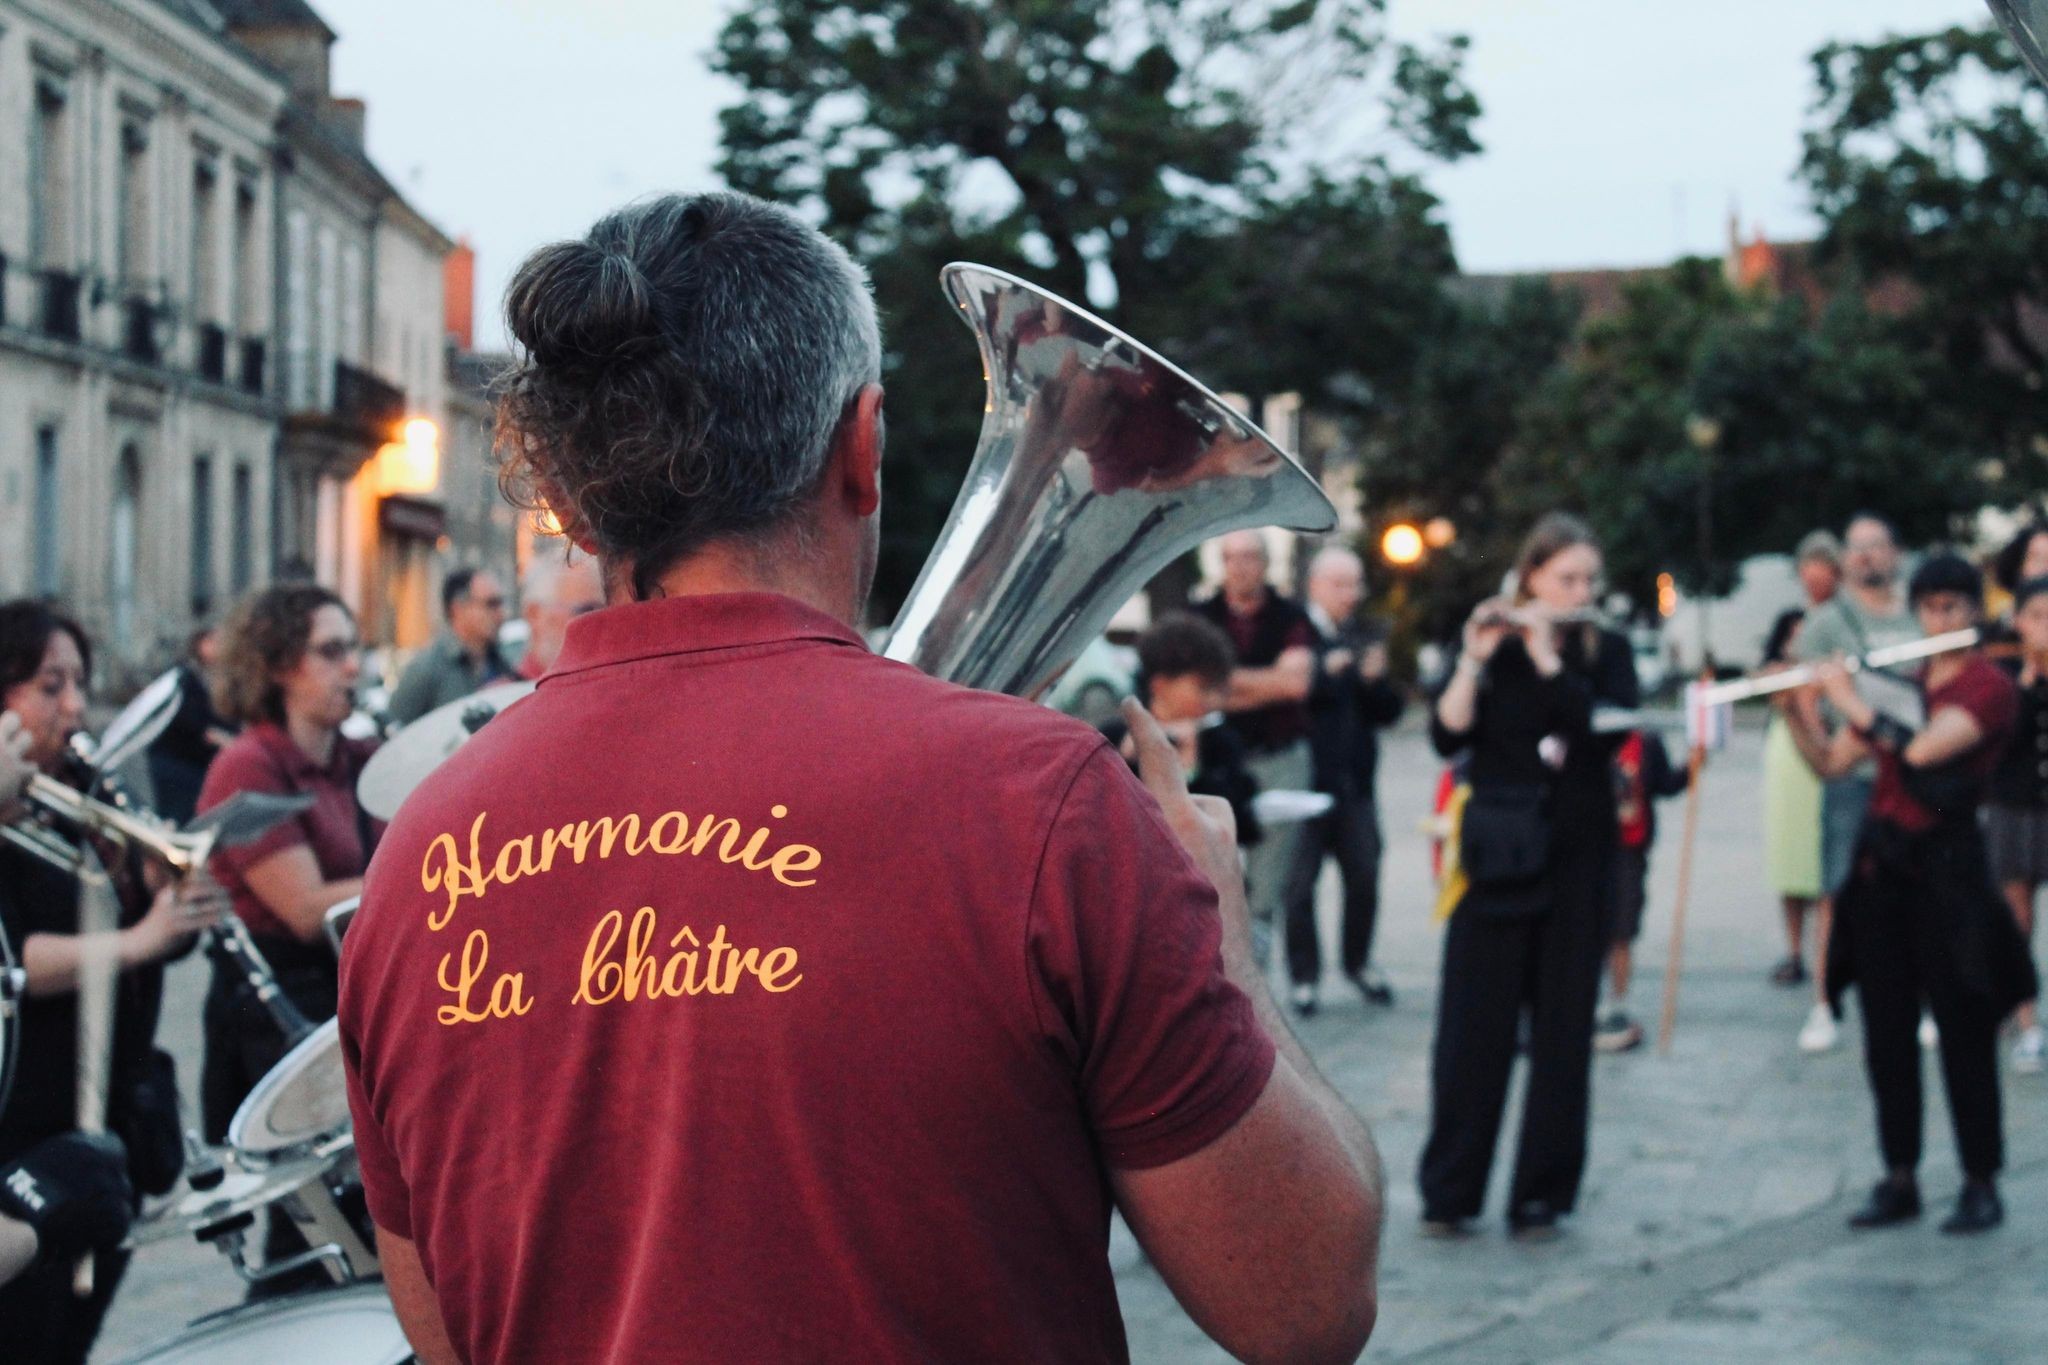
[2012,1026,2045,1075]
[1919,1013,1939,1051]
[1798,1002,1840,1054]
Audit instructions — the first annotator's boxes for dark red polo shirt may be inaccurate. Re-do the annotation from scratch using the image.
[339,592,1275,1365]
[198,723,384,939]
[1868,654,2018,833]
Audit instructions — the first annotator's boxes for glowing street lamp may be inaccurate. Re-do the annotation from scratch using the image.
[372,417,441,497]
[1381,522,1425,567]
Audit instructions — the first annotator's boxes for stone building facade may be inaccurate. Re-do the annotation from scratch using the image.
[0,0,496,688]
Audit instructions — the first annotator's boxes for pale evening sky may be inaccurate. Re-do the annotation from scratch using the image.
[309,0,1994,348]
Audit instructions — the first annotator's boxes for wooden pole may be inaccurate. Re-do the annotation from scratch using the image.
[1656,742,1708,1056]
[72,850,119,1297]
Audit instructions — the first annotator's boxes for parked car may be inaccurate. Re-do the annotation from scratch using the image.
[1044,635,1137,725]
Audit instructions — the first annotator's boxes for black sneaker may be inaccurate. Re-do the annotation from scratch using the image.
[1769,956,1808,987]
[1349,967,1395,1007]
[1507,1199,1561,1241]
[1289,984,1317,1018]
[1848,1177,1921,1229]
[1940,1179,2003,1235]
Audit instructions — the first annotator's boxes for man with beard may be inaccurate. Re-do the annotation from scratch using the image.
[1792,514,1920,1053]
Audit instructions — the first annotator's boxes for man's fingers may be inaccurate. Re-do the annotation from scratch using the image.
[1188,793,1237,845]
[1120,697,1189,806]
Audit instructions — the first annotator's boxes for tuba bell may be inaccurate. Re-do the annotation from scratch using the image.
[884,264,1337,693]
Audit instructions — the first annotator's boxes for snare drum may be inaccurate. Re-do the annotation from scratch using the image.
[115,1282,412,1363]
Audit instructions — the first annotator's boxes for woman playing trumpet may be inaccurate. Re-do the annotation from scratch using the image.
[0,600,222,1364]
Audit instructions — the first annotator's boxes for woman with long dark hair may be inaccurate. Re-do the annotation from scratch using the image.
[1419,513,1637,1239]
[0,601,219,1362]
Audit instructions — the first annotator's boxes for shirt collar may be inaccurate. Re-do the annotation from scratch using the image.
[1307,602,1338,638]
[250,721,340,781]
[548,592,869,679]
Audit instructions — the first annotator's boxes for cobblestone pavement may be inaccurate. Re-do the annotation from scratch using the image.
[94,725,2048,1360]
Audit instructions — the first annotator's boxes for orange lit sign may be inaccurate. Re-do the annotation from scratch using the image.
[1656,572,1677,618]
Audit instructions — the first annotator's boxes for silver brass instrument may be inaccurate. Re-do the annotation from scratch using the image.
[5,735,321,1048]
[884,264,1336,692]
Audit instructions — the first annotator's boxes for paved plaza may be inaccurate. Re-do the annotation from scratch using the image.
[94,724,2048,1361]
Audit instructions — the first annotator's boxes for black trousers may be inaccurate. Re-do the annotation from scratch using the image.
[1419,836,1610,1219]
[1851,873,2005,1181]
[1283,795,1384,986]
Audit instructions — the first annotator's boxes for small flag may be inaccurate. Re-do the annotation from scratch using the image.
[1683,681,1733,752]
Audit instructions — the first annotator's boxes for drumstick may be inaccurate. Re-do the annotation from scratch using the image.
[72,847,121,1297]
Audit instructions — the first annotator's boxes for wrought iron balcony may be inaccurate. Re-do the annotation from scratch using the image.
[334,360,405,436]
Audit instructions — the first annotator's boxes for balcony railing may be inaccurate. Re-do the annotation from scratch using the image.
[334,360,405,435]
[198,323,228,382]
[121,297,161,364]
[38,270,81,341]
[239,337,266,395]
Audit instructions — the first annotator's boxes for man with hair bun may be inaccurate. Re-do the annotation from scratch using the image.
[340,191,1383,1365]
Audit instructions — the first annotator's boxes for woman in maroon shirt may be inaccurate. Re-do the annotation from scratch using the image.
[1786,553,2035,1236]
[196,585,383,1141]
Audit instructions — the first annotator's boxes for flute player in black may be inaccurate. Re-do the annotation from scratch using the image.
[1419,514,1637,1239]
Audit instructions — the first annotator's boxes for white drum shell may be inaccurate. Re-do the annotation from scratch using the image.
[116,1283,410,1364]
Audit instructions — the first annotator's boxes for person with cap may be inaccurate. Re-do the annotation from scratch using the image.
[1763,531,1842,987]
[1791,515,1919,1054]
[1784,551,2033,1235]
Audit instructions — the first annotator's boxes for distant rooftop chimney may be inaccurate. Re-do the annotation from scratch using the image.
[222,1,339,100]
[325,96,366,148]
[445,238,476,350]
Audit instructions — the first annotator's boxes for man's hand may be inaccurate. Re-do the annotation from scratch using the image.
[1120,699,1241,914]
[0,1133,133,1264]
[1359,642,1388,681]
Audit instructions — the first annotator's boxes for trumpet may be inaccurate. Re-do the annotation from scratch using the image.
[5,735,321,1048]
[2,768,214,877]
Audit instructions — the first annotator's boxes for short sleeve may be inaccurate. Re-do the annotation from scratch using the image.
[1024,744,1277,1170]
[1794,604,1845,663]
[197,738,309,876]
[339,1010,413,1238]
[1953,664,2020,740]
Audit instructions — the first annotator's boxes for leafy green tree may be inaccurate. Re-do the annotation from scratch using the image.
[1513,260,1987,613]
[1801,22,2048,494]
[713,0,1479,609]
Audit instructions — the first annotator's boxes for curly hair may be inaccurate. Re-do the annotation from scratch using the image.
[0,599,91,697]
[493,192,882,600]
[1137,613,1238,691]
[215,584,349,726]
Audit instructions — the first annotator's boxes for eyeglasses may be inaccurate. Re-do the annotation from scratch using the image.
[307,639,360,663]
